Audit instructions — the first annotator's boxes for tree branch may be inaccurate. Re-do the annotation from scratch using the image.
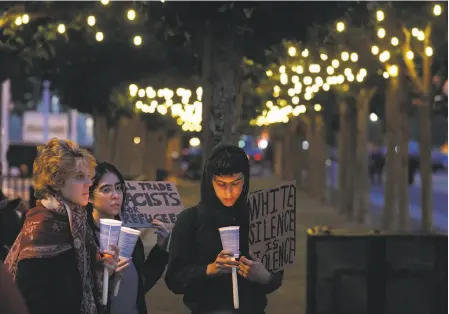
[402,26,425,94]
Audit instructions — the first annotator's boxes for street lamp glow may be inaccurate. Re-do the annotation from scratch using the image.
[301,49,309,57]
[350,52,358,62]
[133,35,142,46]
[101,0,110,5]
[376,10,385,21]
[383,72,390,79]
[412,28,420,37]
[133,136,141,144]
[189,137,201,147]
[258,139,269,150]
[314,104,322,112]
[370,113,378,122]
[320,53,328,61]
[336,21,345,32]
[433,4,442,16]
[425,46,433,56]
[95,31,104,42]
[57,24,66,34]
[371,45,379,55]
[266,70,273,77]
[341,51,349,61]
[87,15,96,26]
[377,28,386,38]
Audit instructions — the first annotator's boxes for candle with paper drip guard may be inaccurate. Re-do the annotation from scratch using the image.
[218,226,240,309]
[113,227,141,296]
[99,219,122,305]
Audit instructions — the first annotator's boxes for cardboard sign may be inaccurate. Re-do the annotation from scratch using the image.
[247,181,296,272]
[120,181,184,229]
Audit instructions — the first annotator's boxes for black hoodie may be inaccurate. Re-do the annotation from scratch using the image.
[165,144,283,314]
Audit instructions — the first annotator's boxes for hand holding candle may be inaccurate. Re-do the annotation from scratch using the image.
[218,226,240,310]
[113,227,141,296]
[99,219,122,305]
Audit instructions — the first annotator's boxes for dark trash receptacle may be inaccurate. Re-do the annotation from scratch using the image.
[306,231,447,314]
[156,169,168,181]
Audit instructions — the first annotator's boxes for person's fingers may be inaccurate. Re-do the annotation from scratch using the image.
[217,257,239,266]
[219,250,234,258]
[239,256,254,266]
[151,219,163,226]
[117,258,131,268]
[238,262,250,273]
[238,269,247,278]
[116,262,131,273]
[152,220,169,233]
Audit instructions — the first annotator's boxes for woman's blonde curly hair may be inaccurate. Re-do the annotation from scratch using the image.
[33,138,97,200]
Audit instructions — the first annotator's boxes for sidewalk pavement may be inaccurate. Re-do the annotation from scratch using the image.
[142,176,370,314]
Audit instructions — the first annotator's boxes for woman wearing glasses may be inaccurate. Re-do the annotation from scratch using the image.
[86,161,170,314]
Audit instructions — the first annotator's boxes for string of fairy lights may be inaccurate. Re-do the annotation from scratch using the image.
[4,2,445,132]
[250,46,368,127]
[250,3,443,127]
[128,84,203,132]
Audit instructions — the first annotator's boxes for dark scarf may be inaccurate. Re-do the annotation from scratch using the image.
[4,194,103,314]
[197,144,251,257]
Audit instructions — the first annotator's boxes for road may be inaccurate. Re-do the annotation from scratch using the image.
[326,162,448,232]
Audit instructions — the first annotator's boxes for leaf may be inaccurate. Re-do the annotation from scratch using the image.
[218,4,228,13]
[243,8,254,19]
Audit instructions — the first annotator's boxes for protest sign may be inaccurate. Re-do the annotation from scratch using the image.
[120,181,184,229]
[247,181,296,272]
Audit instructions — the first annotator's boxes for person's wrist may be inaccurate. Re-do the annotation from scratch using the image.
[206,263,215,276]
[258,269,271,284]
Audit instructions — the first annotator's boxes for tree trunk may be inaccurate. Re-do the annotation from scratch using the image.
[338,99,356,218]
[293,118,307,189]
[314,113,326,203]
[305,116,315,197]
[338,100,349,215]
[93,113,111,162]
[419,98,433,232]
[382,79,400,230]
[201,24,242,162]
[354,88,376,224]
[398,92,410,232]
[419,32,433,232]
[345,106,357,219]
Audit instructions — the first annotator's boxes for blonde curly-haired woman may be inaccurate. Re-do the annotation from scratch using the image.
[4,138,119,314]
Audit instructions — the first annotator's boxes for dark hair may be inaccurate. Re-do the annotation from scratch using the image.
[208,149,249,177]
[86,161,125,224]
[89,161,125,197]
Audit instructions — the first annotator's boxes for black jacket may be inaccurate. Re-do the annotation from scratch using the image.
[16,249,83,314]
[89,220,168,314]
[165,144,283,314]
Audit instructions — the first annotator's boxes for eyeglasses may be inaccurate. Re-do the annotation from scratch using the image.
[96,184,125,196]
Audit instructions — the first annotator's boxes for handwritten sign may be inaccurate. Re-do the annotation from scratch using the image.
[247,181,296,272]
[120,181,184,229]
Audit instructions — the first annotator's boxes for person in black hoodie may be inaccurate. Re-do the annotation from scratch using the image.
[165,144,284,314]
[86,161,170,314]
